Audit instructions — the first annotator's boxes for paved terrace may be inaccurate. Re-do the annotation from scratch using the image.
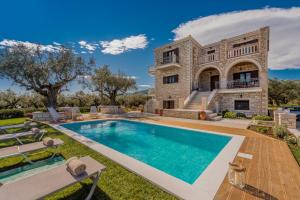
[136,116,300,200]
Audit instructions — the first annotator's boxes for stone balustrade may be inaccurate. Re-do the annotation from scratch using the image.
[32,112,52,121]
[100,106,121,114]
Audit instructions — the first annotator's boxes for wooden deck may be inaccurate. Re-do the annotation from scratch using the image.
[140,117,300,200]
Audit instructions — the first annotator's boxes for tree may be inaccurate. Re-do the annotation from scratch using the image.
[0,89,22,109]
[0,45,94,108]
[90,66,136,105]
[269,79,300,106]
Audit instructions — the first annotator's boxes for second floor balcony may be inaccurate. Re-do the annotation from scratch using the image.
[161,55,179,65]
[151,54,181,73]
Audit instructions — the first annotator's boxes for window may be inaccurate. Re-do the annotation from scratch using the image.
[235,100,249,110]
[233,70,258,82]
[163,75,179,84]
[163,100,175,109]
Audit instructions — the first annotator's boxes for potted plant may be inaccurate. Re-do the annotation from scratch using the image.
[199,111,206,120]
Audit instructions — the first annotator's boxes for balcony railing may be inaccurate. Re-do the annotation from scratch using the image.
[227,44,258,58]
[200,53,219,64]
[227,78,259,89]
[160,55,179,65]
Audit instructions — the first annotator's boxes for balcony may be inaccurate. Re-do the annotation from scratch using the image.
[227,78,259,89]
[150,55,181,73]
[160,55,179,65]
[227,43,258,59]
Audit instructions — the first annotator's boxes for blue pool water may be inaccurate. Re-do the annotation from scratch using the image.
[0,156,65,183]
[62,120,231,184]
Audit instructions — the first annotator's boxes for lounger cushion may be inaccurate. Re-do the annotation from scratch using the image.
[43,137,54,146]
[67,157,86,176]
[31,128,40,134]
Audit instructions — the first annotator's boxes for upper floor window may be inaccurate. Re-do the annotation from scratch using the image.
[232,39,258,48]
[163,74,179,84]
[162,48,179,64]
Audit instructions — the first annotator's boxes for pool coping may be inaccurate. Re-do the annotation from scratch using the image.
[52,119,245,200]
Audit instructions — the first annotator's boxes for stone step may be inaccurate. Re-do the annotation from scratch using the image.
[208,113,218,118]
[209,116,222,121]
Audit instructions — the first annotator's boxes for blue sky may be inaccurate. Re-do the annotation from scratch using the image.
[0,0,300,92]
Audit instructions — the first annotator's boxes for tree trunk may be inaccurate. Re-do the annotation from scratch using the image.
[46,88,58,109]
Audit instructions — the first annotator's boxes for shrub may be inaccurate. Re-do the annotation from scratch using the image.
[286,135,297,145]
[224,111,237,119]
[256,126,269,134]
[236,112,247,118]
[273,125,288,138]
[0,109,24,119]
[221,110,229,117]
[252,115,273,121]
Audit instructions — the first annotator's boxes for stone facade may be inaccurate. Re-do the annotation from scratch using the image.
[149,27,270,117]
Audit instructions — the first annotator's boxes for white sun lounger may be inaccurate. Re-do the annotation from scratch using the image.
[0,156,106,200]
[0,122,37,133]
[0,129,46,144]
[0,138,64,163]
[48,107,65,123]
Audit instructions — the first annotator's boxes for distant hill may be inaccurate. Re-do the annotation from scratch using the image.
[133,89,149,95]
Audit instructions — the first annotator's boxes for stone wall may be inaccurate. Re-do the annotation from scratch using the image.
[100,106,120,114]
[218,91,267,116]
[162,109,199,120]
[32,112,52,121]
[274,109,297,129]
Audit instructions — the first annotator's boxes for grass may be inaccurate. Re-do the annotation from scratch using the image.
[0,117,27,126]
[0,118,177,200]
[288,143,300,166]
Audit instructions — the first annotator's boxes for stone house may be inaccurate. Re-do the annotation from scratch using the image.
[147,27,269,119]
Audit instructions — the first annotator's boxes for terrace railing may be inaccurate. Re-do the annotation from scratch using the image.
[227,78,260,89]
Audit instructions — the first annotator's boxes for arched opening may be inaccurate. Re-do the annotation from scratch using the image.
[226,61,260,89]
[197,67,220,91]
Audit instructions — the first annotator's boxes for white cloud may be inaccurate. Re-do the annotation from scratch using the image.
[0,39,61,52]
[138,84,151,88]
[78,41,97,53]
[172,7,300,70]
[100,34,148,55]
[125,75,137,79]
[53,42,61,46]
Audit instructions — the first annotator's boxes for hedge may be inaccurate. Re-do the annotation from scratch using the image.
[0,108,46,119]
[0,109,24,119]
[0,107,91,119]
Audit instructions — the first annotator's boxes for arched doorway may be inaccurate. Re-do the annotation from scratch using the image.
[226,61,260,89]
[197,67,220,91]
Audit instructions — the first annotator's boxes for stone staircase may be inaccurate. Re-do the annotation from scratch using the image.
[184,91,222,121]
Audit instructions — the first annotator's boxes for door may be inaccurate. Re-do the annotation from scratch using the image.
[210,75,219,91]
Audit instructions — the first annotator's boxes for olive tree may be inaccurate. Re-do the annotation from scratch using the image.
[0,45,94,108]
[90,66,136,105]
[0,89,22,109]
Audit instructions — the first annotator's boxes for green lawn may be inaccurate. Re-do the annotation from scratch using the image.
[289,143,300,166]
[0,117,27,126]
[0,118,177,200]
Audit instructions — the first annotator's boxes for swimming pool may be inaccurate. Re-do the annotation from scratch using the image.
[0,156,65,183]
[61,120,231,184]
